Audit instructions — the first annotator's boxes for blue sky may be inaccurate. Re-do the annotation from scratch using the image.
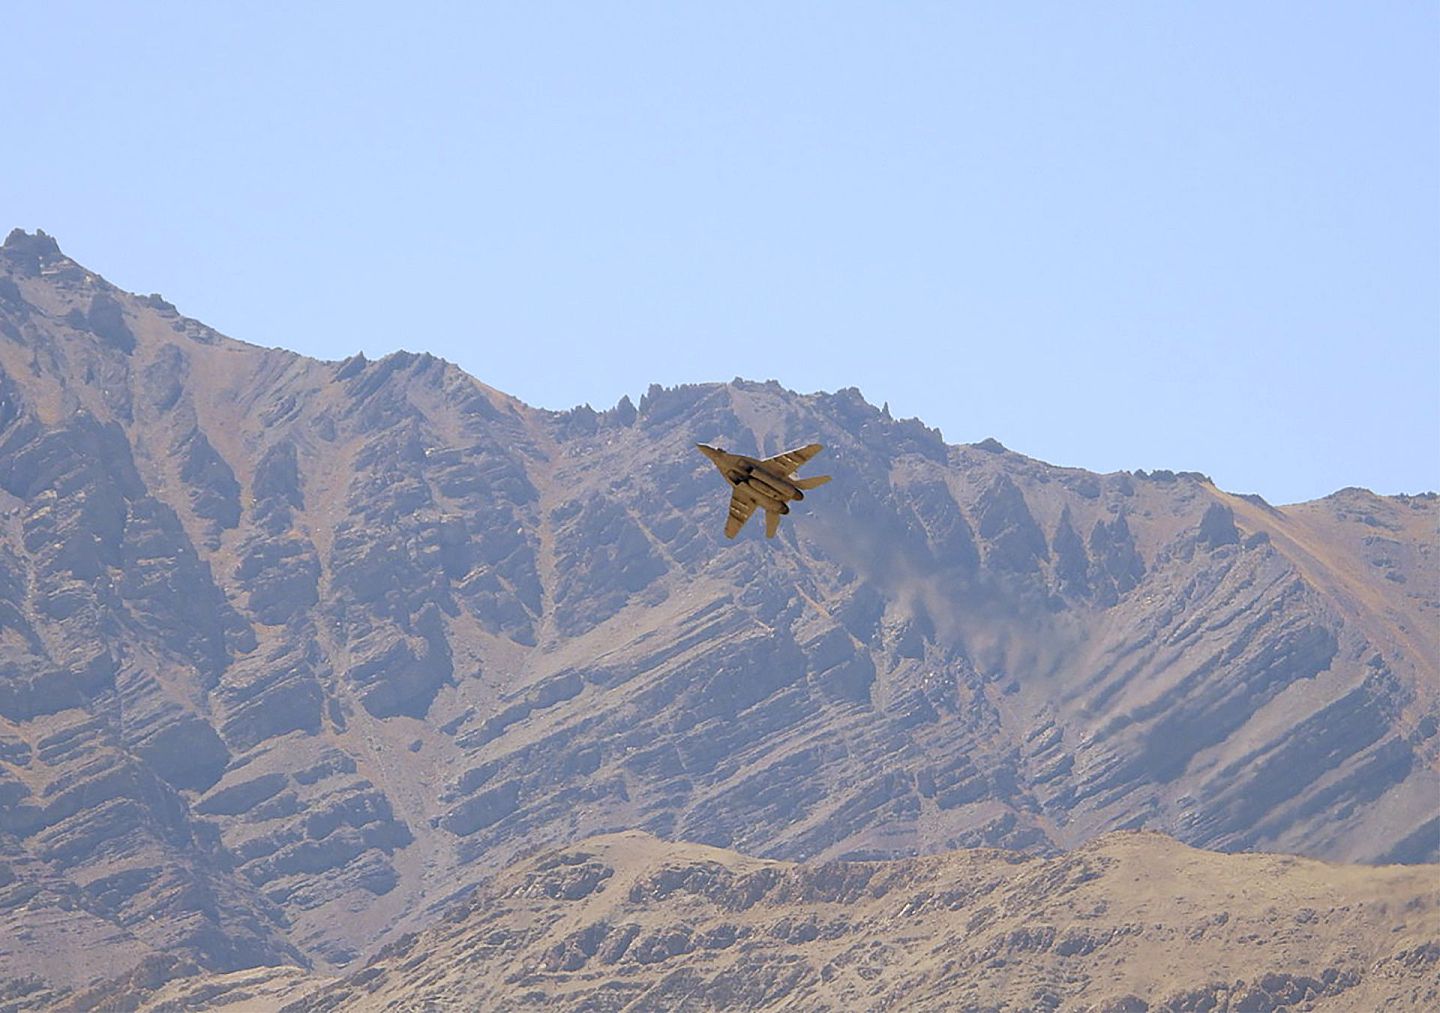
[6,3,1436,503]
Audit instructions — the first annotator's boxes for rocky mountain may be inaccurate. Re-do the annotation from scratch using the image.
[0,229,1435,1003]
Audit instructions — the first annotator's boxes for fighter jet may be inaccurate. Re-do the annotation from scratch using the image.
[696,442,831,539]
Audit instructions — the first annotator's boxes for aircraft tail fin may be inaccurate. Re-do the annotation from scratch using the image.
[794,474,832,490]
[765,509,781,538]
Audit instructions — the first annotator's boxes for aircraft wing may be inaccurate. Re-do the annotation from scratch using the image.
[763,442,824,476]
[725,487,758,538]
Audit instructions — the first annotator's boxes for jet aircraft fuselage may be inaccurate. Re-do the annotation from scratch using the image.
[696,443,830,538]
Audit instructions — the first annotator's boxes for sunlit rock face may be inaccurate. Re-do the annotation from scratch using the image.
[0,229,1435,1001]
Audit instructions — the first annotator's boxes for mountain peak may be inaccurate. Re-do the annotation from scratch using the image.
[3,226,60,251]
[2,227,65,271]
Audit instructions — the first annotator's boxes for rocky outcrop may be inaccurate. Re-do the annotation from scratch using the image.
[175,425,241,542]
[551,492,668,635]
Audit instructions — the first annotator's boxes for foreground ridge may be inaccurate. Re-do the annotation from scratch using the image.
[271,831,1439,1011]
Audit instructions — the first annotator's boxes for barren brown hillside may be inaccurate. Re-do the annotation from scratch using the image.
[114,831,1440,1012]
[0,229,1435,1004]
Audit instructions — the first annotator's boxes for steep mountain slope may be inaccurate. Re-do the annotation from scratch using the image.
[0,229,1435,998]
[270,832,1440,1011]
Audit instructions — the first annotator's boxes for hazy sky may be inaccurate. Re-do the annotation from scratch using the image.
[7,4,1437,503]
